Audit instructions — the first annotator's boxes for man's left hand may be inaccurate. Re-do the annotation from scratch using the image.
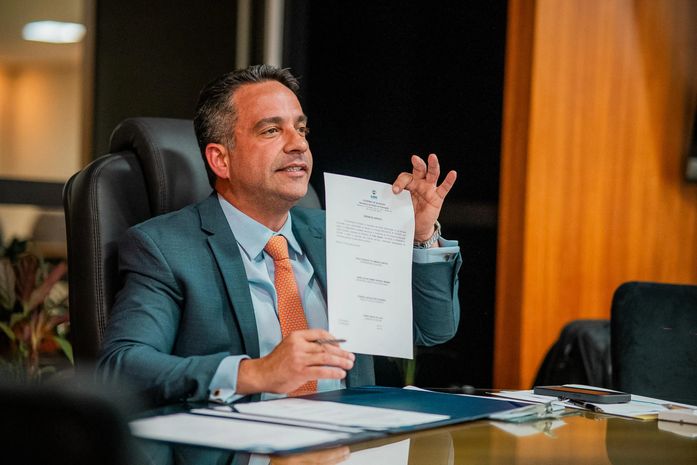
[392,154,457,244]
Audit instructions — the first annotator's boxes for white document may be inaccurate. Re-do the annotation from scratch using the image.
[190,407,366,433]
[324,172,415,358]
[234,397,449,430]
[343,439,410,465]
[129,413,350,453]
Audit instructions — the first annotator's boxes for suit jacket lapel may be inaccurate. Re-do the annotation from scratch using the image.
[198,195,260,359]
[292,210,327,292]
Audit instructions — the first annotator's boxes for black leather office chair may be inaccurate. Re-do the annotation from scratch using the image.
[611,281,697,404]
[63,117,321,368]
[533,319,612,389]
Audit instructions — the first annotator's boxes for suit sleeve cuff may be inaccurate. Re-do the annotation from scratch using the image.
[209,355,250,403]
[412,237,460,264]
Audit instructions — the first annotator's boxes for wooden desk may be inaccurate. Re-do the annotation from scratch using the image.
[131,409,697,464]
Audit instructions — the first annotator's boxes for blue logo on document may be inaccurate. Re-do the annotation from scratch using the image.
[370,190,378,200]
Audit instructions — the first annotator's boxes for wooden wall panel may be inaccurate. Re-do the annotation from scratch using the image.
[494,0,536,392]
[496,0,697,389]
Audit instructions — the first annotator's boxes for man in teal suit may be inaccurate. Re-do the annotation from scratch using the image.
[98,65,461,405]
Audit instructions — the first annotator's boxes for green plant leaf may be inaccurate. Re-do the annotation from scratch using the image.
[0,321,15,341]
[9,311,27,327]
[53,335,74,365]
[403,358,416,386]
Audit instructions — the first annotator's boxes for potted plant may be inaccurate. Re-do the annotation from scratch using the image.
[0,238,72,383]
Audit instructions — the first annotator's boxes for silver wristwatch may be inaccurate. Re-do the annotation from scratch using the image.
[413,220,441,249]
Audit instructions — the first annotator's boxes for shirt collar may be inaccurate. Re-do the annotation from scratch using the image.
[217,194,303,261]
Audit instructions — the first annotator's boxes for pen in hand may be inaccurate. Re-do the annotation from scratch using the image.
[312,338,347,346]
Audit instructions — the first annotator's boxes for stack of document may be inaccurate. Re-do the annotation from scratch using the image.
[491,384,697,420]
[130,398,445,453]
[129,386,528,454]
[130,413,352,453]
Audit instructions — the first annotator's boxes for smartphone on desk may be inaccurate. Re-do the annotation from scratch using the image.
[533,385,631,404]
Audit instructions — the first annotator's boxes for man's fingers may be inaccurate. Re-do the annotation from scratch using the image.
[292,328,334,341]
[315,342,355,360]
[392,172,413,193]
[425,153,440,184]
[436,170,457,199]
[411,154,427,179]
[310,351,355,370]
[305,366,347,380]
[395,154,449,194]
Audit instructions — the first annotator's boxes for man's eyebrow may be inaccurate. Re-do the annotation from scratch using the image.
[252,115,308,131]
[253,116,283,131]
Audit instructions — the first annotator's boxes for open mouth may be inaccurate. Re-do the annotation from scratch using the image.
[278,163,307,173]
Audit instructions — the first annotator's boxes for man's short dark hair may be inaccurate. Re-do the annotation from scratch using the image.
[193,64,300,187]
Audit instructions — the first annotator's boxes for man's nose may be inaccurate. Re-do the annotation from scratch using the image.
[284,128,309,153]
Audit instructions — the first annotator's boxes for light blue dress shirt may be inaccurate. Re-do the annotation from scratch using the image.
[209,195,459,403]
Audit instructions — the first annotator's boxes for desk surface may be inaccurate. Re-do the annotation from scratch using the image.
[130,407,697,465]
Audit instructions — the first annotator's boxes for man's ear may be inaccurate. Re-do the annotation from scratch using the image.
[205,143,230,180]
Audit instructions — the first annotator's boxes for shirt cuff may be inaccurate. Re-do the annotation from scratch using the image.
[412,237,460,264]
[209,354,250,404]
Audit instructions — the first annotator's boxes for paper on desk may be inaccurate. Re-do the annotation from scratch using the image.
[492,384,697,420]
[129,413,350,453]
[491,390,568,408]
[343,439,411,465]
[404,385,542,403]
[324,173,415,359]
[190,407,366,433]
[234,397,449,430]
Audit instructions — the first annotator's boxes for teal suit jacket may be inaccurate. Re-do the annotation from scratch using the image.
[99,194,461,404]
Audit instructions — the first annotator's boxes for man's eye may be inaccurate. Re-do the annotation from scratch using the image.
[262,127,280,136]
[297,126,310,136]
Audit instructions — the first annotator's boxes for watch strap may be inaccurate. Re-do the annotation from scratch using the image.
[413,220,441,249]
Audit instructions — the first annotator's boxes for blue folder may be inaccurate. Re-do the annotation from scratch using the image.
[301,385,528,433]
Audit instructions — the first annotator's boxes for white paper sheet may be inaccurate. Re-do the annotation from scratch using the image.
[343,439,410,464]
[233,397,449,430]
[129,413,350,453]
[190,407,366,433]
[324,172,415,358]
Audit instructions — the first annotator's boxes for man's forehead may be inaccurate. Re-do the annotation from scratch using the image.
[233,81,305,123]
[233,81,298,105]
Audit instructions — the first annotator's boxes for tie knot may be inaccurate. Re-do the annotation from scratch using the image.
[265,235,290,261]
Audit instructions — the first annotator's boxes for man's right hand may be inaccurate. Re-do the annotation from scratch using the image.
[236,329,355,395]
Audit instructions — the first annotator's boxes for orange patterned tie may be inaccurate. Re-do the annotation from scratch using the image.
[264,235,317,395]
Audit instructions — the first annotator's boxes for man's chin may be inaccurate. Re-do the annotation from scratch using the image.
[270,185,307,206]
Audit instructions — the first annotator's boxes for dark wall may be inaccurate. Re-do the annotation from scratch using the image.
[287,1,508,388]
[92,0,238,157]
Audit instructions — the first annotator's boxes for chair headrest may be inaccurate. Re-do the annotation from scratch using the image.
[109,117,213,216]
